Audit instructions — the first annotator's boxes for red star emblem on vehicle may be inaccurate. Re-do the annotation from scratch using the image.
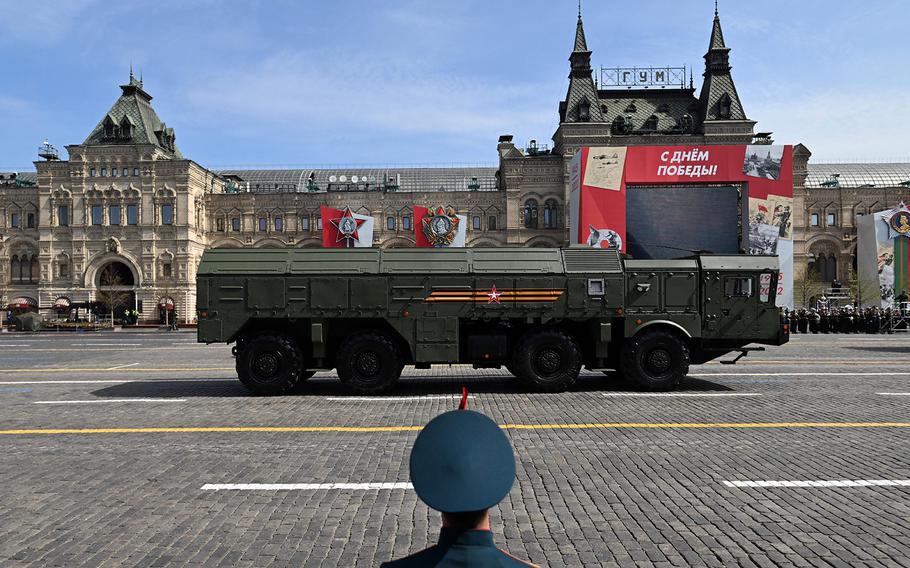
[487,284,502,304]
[330,207,365,245]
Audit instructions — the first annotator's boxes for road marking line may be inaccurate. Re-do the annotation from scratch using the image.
[723,479,910,488]
[0,367,234,373]
[878,393,910,396]
[0,344,30,347]
[690,372,910,377]
[0,387,33,393]
[601,393,761,397]
[3,347,211,352]
[201,482,413,491]
[325,395,476,401]
[0,379,234,385]
[107,363,139,370]
[34,399,187,404]
[1,422,908,436]
[71,343,142,346]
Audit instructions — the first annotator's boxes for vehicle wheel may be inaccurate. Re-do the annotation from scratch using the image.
[620,329,689,392]
[513,329,582,392]
[336,333,404,393]
[236,334,303,396]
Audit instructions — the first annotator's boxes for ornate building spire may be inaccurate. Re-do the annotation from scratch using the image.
[698,4,747,122]
[561,6,604,123]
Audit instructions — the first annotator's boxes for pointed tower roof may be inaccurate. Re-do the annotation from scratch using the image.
[561,8,604,123]
[574,12,588,52]
[698,6,747,123]
[709,3,727,50]
[82,71,183,158]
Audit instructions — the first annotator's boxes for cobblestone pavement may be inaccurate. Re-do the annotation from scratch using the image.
[0,331,908,567]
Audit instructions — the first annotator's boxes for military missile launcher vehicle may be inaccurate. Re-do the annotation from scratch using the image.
[196,247,788,395]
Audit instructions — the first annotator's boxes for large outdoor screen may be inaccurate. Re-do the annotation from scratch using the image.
[625,185,740,260]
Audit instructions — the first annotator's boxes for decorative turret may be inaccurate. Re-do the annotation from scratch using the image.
[81,69,183,158]
[560,6,604,123]
[698,4,748,123]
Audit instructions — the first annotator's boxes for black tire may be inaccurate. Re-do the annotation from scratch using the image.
[513,329,582,392]
[236,334,303,396]
[620,329,690,392]
[336,333,404,393]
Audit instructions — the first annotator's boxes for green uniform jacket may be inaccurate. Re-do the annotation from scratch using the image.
[380,529,538,567]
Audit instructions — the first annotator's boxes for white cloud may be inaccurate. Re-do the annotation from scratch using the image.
[182,49,554,140]
[0,0,99,43]
[750,89,910,162]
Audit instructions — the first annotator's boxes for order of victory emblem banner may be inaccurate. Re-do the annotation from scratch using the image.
[885,202,910,239]
[414,206,467,247]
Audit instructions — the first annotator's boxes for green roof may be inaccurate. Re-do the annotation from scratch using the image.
[82,75,183,158]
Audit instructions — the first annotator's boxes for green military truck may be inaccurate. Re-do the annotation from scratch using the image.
[196,247,788,395]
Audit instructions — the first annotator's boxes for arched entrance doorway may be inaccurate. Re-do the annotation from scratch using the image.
[95,261,137,323]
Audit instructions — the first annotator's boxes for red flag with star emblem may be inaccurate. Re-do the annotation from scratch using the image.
[321,206,374,248]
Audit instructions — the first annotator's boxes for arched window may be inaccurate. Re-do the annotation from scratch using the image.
[679,114,693,133]
[644,115,658,131]
[544,200,559,229]
[718,93,732,119]
[577,98,590,122]
[10,255,20,284]
[611,115,626,135]
[30,256,39,283]
[816,255,827,282]
[523,199,539,229]
[103,116,116,139]
[120,116,132,139]
[826,254,838,283]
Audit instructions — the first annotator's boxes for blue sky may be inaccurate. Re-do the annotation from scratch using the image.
[1,0,907,171]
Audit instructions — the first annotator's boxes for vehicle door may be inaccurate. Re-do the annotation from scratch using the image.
[717,273,755,336]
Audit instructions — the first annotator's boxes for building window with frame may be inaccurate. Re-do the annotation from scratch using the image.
[316,217,323,230]
[58,205,69,227]
[109,205,121,226]
[301,216,310,231]
[162,263,172,278]
[126,204,138,225]
[133,167,140,177]
[216,218,224,232]
[10,213,19,228]
[472,216,481,230]
[26,213,35,228]
[488,215,496,231]
[89,168,96,177]
[387,216,395,231]
[100,167,107,177]
[111,167,118,177]
[826,212,836,227]
[231,217,241,232]
[59,262,69,278]
[523,199,539,229]
[544,200,558,229]
[402,216,412,231]
[91,205,103,226]
[810,213,819,227]
[258,217,267,232]
[274,216,283,232]
[161,204,174,225]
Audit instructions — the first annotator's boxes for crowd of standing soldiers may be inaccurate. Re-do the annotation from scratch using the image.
[784,306,906,334]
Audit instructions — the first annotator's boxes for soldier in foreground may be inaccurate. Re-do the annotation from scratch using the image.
[381,397,537,567]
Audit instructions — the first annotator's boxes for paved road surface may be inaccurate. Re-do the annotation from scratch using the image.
[0,331,908,567]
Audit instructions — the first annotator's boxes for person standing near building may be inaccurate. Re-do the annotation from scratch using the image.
[381,401,537,567]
